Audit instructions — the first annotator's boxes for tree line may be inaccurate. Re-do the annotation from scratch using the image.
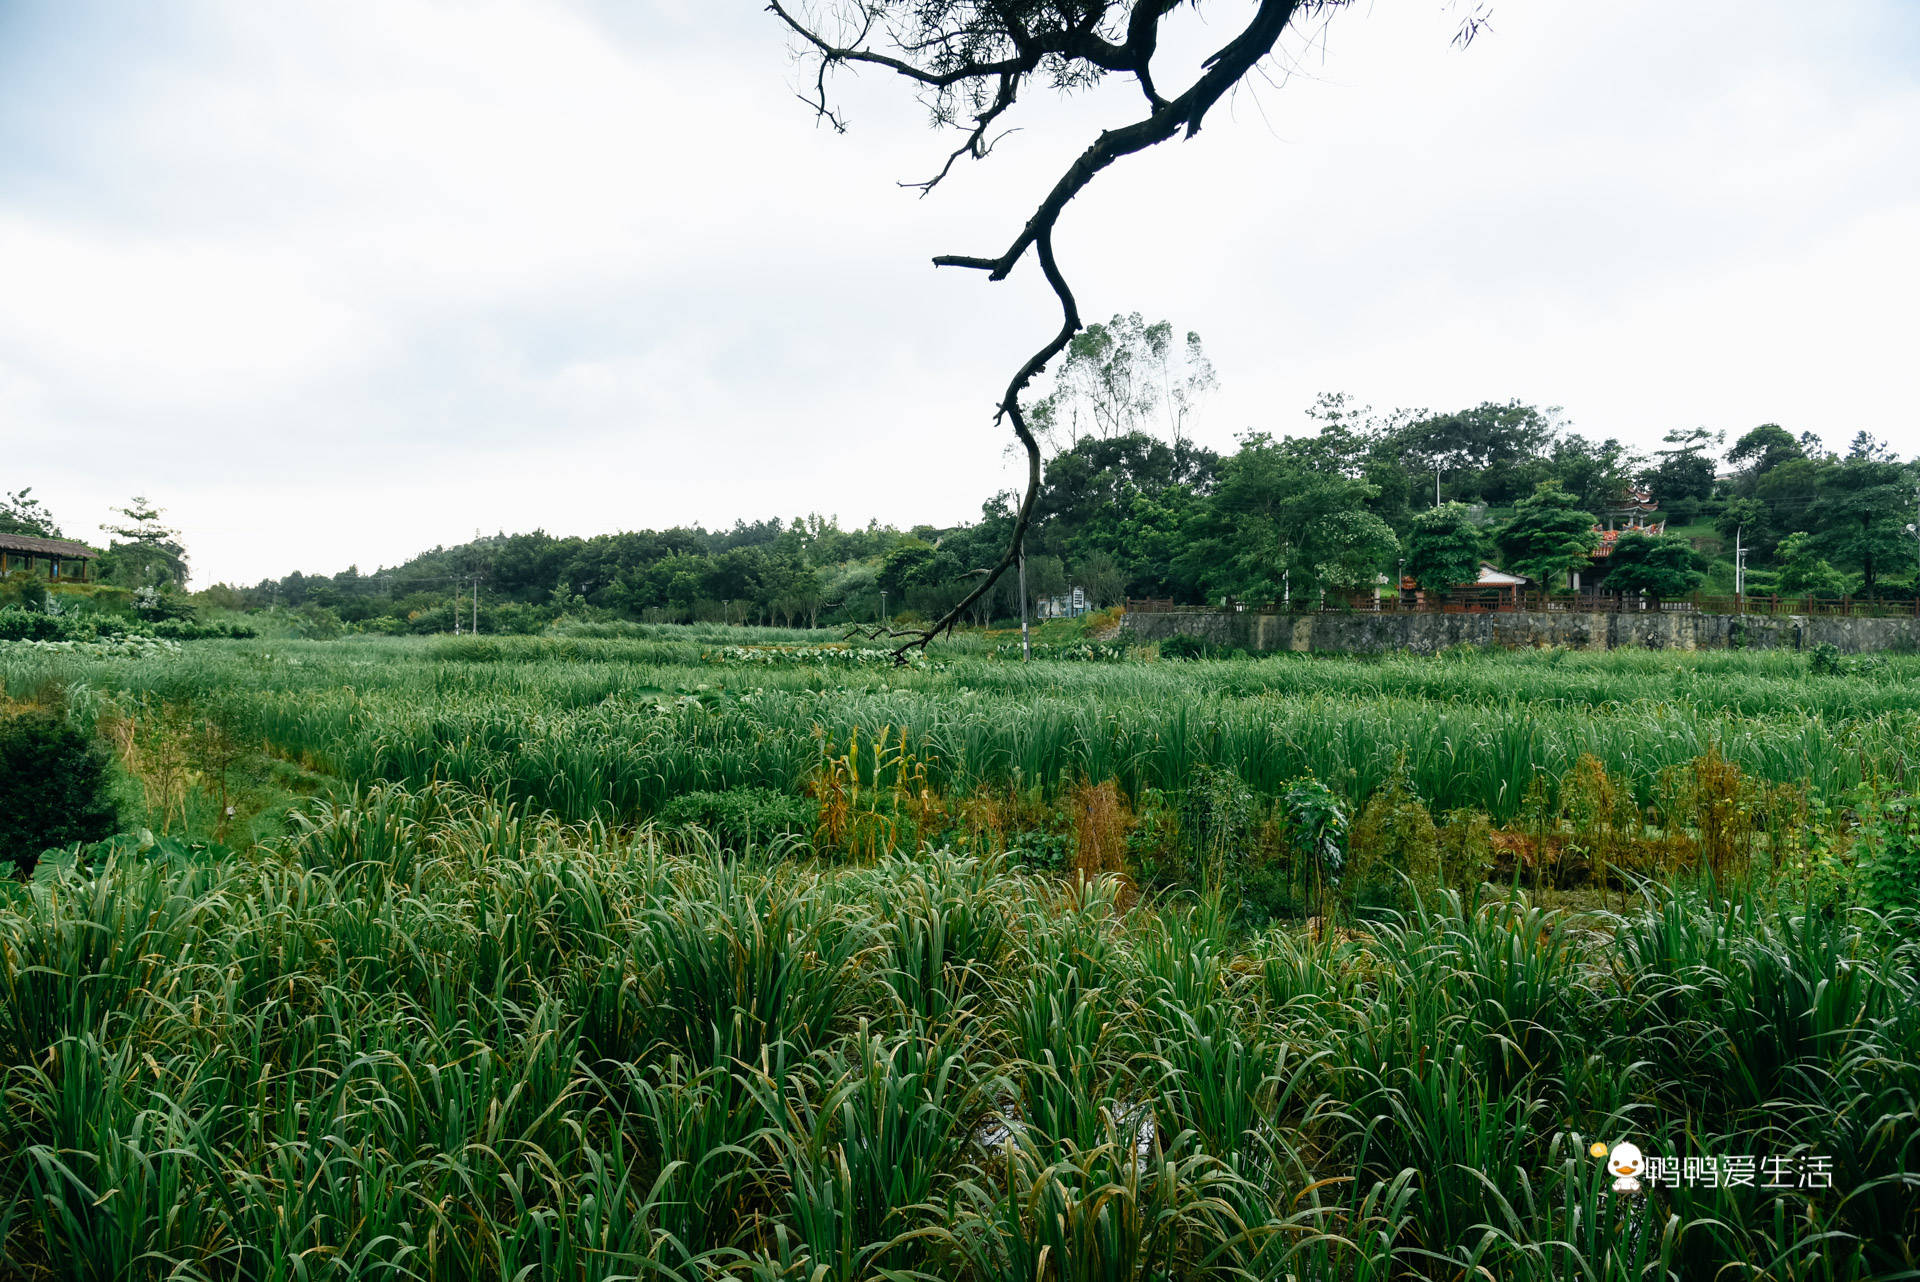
[8,335,1914,634]
[200,402,1920,634]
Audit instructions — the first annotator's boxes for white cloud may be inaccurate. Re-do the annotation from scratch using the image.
[2,0,1916,583]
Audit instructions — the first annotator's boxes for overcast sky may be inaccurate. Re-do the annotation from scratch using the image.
[3,1,1917,586]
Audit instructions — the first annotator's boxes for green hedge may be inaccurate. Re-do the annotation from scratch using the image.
[0,606,255,643]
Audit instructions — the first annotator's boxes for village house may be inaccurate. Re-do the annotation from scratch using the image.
[1397,561,1530,607]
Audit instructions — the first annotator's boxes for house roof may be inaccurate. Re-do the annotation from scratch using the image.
[1474,562,1528,586]
[1400,562,1529,590]
[1591,522,1665,558]
[0,532,99,559]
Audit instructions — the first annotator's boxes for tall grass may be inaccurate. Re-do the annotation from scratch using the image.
[1,784,1913,1278]
[11,637,1917,829]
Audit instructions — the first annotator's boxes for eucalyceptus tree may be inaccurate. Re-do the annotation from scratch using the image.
[769,0,1489,656]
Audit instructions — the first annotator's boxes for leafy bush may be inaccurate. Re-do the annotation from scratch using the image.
[1157,632,1210,660]
[0,571,48,611]
[1349,769,1441,907]
[653,786,814,849]
[1124,787,1182,884]
[1280,777,1349,916]
[132,587,198,622]
[150,617,257,640]
[1437,808,1494,891]
[0,605,67,641]
[1179,764,1257,888]
[1809,642,1883,678]
[1855,795,1920,914]
[0,605,248,643]
[1003,828,1075,872]
[1175,765,1302,923]
[0,711,120,877]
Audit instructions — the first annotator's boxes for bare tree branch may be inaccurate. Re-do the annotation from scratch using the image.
[901,71,1020,195]
[770,1,1371,661]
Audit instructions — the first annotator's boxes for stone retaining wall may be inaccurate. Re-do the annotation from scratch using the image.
[1119,608,1920,655]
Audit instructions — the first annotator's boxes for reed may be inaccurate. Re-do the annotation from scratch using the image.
[3,632,1918,1276]
[14,637,1915,835]
[0,781,1913,1278]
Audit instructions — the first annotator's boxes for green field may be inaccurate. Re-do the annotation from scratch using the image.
[2,633,1917,1279]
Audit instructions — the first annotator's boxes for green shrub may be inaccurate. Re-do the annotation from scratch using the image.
[1179,764,1256,887]
[653,786,814,849]
[1125,787,1182,884]
[1349,769,1441,907]
[0,711,120,877]
[1157,632,1210,660]
[132,589,199,623]
[0,572,48,611]
[1855,795,1920,914]
[150,617,257,640]
[0,607,248,643]
[1437,809,1494,892]
[1176,765,1305,924]
[1280,777,1349,917]
[1809,642,1885,679]
[0,605,66,641]
[1003,828,1075,872]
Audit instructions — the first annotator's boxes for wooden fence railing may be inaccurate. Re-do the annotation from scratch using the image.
[1125,593,1920,619]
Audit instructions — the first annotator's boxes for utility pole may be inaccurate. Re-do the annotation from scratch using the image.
[879,590,887,626]
[471,575,479,634]
[1734,525,1745,599]
[1435,469,1442,507]
[1018,548,1030,662]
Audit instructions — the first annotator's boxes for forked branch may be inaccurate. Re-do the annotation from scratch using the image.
[770,2,1355,660]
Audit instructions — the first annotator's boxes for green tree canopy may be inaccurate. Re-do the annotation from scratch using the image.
[877,541,940,600]
[1547,435,1639,514]
[1775,531,1853,598]
[1030,314,1217,452]
[1404,502,1484,595]
[99,496,189,589]
[1033,430,1219,595]
[1604,529,1705,599]
[1495,483,1599,592]
[0,488,64,539]
[1393,400,1564,506]
[1811,437,1913,593]
[1645,428,1721,512]
[1726,423,1804,489]
[0,712,118,878]
[1182,433,1397,605]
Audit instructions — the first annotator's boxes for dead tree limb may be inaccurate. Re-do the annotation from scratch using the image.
[769,1,1485,661]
